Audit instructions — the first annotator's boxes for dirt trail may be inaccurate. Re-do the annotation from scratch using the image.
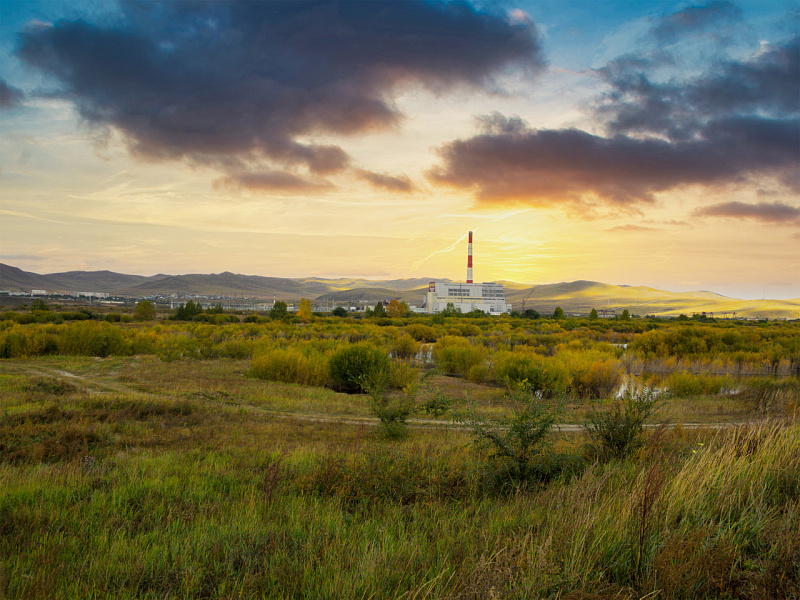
[18,365,150,398]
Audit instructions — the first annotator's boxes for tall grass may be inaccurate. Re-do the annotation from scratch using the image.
[2,359,796,599]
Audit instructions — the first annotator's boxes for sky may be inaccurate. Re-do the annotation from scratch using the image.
[0,0,798,300]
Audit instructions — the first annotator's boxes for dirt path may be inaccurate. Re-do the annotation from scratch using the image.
[19,365,150,397]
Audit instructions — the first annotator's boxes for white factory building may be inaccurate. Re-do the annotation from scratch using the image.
[422,281,511,315]
[421,232,512,316]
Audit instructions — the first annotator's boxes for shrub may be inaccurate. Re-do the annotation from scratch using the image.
[583,390,661,460]
[391,333,419,360]
[219,338,255,359]
[405,323,438,343]
[360,368,416,439]
[433,337,487,377]
[389,359,418,390]
[736,377,800,414]
[58,322,130,357]
[458,382,567,488]
[420,383,454,417]
[250,348,329,386]
[0,325,59,358]
[467,362,490,384]
[493,351,570,396]
[328,343,390,393]
[573,358,625,399]
[665,371,731,398]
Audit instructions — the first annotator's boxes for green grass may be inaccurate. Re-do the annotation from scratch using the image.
[1,356,798,599]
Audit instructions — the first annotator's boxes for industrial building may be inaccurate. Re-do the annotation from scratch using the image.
[422,232,512,315]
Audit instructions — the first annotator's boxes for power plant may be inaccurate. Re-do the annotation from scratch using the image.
[423,232,512,315]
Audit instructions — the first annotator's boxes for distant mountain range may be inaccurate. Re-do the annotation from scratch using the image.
[1,263,798,319]
[0,263,439,302]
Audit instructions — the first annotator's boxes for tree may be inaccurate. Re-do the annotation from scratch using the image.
[589,308,598,320]
[298,298,312,321]
[620,309,631,321]
[553,306,564,319]
[173,300,202,320]
[373,301,386,318]
[31,299,49,311]
[134,300,156,321]
[332,306,347,317]
[269,301,288,320]
[208,303,225,314]
[386,299,409,317]
[442,302,461,317]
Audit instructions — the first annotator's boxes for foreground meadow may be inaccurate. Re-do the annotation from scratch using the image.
[1,313,798,598]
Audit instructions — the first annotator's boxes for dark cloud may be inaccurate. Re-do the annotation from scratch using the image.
[16,0,542,184]
[355,169,414,193]
[0,79,24,109]
[428,114,799,205]
[599,37,799,140]
[694,201,800,224]
[429,3,799,212]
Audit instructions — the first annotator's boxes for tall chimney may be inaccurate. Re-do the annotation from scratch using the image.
[467,231,473,283]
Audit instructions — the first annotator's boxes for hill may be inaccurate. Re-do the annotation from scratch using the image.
[507,281,800,319]
[316,287,426,305]
[1,263,797,319]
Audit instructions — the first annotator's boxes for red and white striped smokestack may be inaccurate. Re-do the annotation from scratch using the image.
[467,231,473,283]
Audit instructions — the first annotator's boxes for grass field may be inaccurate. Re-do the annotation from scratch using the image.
[1,351,798,599]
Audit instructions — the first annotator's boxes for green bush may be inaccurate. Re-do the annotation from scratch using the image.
[360,368,416,438]
[583,390,661,460]
[328,343,390,393]
[458,382,568,489]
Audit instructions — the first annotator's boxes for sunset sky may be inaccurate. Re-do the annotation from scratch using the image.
[1,0,798,299]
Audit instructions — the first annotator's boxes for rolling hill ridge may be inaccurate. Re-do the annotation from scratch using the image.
[1,264,797,319]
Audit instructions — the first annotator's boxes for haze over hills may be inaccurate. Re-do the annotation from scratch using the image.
[1,263,798,319]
